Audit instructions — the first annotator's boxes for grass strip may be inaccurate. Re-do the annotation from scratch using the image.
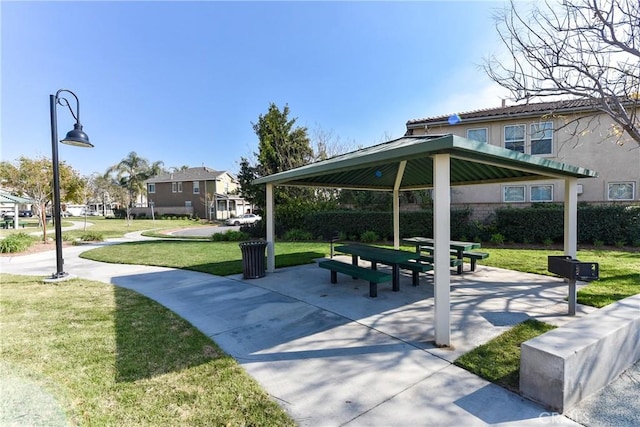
[81,240,327,276]
[0,274,295,426]
[454,319,556,392]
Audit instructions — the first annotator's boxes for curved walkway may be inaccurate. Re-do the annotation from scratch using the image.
[1,234,636,426]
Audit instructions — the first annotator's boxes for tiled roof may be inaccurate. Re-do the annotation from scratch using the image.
[406,98,603,127]
[146,167,231,183]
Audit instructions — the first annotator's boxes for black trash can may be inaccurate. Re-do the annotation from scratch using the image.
[239,240,268,279]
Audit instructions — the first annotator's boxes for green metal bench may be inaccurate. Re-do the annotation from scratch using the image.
[398,260,434,286]
[420,247,488,272]
[419,255,463,271]
[318,259,393,298]
[462,251,489,271]
[2,220,26,229]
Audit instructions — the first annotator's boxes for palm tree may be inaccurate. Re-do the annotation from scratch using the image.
[107,152,163,221]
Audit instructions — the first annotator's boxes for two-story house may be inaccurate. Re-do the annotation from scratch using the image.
[405,99,639,218]
[144,167,252,220]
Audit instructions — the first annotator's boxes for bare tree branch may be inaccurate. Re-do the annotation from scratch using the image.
[485,0,640,147]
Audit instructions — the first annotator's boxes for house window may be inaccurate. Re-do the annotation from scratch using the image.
[531,184,553,202]
[172,182,183,193]
[530,122,553,155]
[504,125,525,153]
[608,182,635,200]
[503,185,526,202]
[193,181,200,194]
[467,128,488,143]
[185,201,192,207]
[148,183,155,194]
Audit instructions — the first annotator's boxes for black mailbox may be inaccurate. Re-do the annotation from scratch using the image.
[548,255,599,281]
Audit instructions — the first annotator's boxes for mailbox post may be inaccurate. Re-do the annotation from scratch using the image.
[548,256,599,315]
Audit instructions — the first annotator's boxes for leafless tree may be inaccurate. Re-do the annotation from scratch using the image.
[310,124,360,161]
[484,0,639,147]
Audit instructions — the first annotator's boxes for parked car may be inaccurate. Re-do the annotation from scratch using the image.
[19,210,33,217]
[225,214,261,226]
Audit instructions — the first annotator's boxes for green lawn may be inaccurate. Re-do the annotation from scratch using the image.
[454,319,557,391]
[0,274,295,426]
[0,217,215,240]
[81,240,328,276]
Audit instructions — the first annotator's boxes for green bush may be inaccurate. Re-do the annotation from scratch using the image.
[283,229,313,241]
[210,230,250,242]
[0,232,35,253]
[79,231,104,242]
[490,233,505,245]
[360,230,379,243]
[61,233,75,241]
[304,208,474,242]
[494,204,640,245]
[578,205,640,245]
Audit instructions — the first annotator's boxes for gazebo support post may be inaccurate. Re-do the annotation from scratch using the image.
[433,153,451,347]
[564,178,578,259]
[393,161,407,249]
[266,183,275,273]
[12,205,19,229]
[564,177,579,315]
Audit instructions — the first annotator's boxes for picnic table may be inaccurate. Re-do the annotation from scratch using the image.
[334,244,420,292]
[402,237,482,274]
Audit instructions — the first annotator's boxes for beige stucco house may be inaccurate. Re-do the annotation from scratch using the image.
[143,167,253,220]
[405,99,639,217]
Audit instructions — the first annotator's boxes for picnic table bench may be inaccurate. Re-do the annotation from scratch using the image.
[1,219,27,229]
[403,237,486,273]
[397,259,434,286]
[334,244,421,292]
[318,259,392,298]
[420,247,489,272]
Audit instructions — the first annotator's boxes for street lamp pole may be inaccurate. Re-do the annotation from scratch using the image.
[47,89,93,281]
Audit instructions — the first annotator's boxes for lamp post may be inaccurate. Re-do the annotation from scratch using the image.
[47,89,93,281]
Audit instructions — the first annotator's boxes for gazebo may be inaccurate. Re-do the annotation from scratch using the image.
[0,190,34,229]
[253,134,598,346]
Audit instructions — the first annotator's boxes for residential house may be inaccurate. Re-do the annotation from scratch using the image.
[405,99,639,218]
[143,167,252,220]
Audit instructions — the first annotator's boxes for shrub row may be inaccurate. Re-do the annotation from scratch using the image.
[243,204,639,246]
[113,209,192,220]
[303,209,475,241]
[493,204,639,245]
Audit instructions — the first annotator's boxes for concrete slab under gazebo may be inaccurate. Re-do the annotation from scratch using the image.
[253,134,598,347]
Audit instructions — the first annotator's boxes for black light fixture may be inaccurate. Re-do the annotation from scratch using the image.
[46,89,93,281]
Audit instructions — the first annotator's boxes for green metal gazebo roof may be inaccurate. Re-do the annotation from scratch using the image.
[0,190,34,205]
[253,134,598,190]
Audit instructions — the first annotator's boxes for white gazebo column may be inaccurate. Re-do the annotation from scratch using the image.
[392,161,407,249]
[433,153,451,347]
[564,177,579,315]
[13,205,19,229]
[564,178,578,259]
[266,183,275,272]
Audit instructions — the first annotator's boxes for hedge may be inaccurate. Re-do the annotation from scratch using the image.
[304,209,475,241]
[494,204,640,245]
[242,204,639,246]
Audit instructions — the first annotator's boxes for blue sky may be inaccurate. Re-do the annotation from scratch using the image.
[1,0,510,177]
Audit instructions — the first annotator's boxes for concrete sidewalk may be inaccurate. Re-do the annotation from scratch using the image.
[0,236,629,426]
